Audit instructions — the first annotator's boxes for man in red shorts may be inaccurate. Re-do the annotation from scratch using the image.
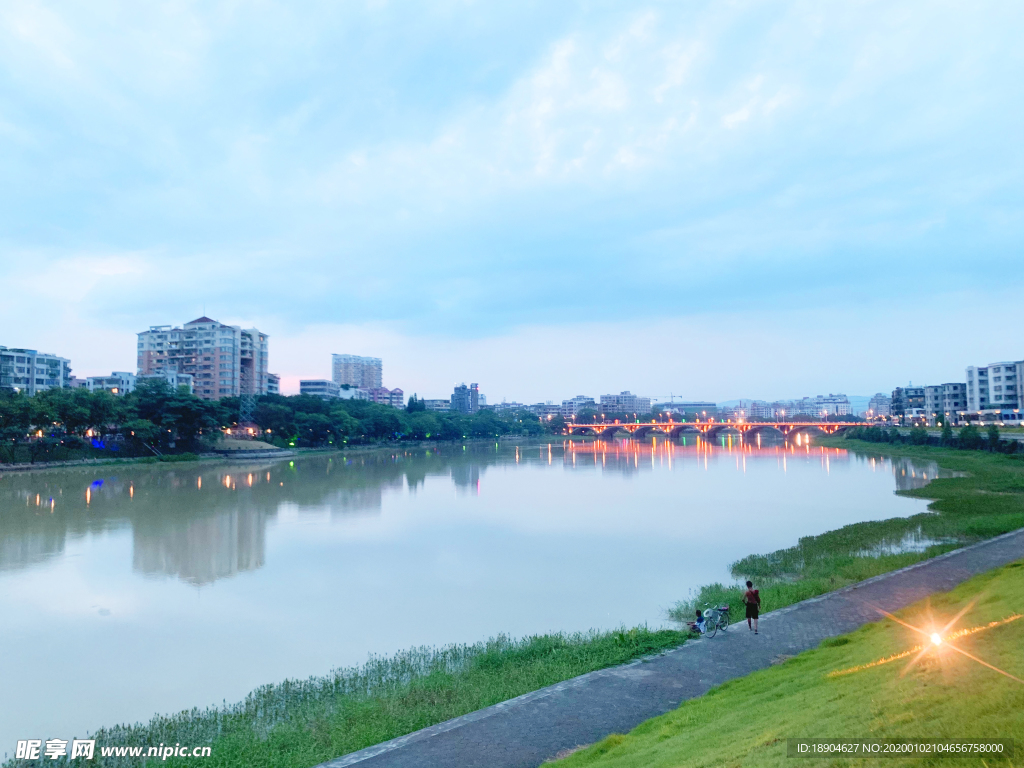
[743,580,760,634]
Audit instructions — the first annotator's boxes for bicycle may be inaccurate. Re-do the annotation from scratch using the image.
[701,604,730,638]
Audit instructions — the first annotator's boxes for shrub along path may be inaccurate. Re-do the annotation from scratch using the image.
[319,527,1024,768]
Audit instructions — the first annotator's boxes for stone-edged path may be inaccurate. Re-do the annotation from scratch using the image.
[319,528,1024,768]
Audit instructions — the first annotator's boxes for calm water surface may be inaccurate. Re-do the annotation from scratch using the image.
[0,439,947,750]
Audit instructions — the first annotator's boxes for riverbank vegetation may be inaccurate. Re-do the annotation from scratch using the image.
[558,559,1024,767]
[6,440,1021,767]
[0,384,567,464]
[8,628,686,768]
[669,438,1024,627]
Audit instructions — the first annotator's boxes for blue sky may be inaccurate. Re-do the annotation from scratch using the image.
[2,1,1022,402]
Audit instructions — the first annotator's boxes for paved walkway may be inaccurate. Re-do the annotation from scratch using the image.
[319,528,1024,768]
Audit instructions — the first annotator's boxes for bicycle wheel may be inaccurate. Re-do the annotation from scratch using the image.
[707,613,718,638]
[720,612,729,632]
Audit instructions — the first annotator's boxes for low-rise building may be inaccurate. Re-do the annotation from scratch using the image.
[891,386,926,423]
[87,372,136,395]
[817,393,852,416]
[599,391,652,416]
[367,387,405,408]
[300,379,341,399]
[528,403,563,418]
[867,393,892,418]
[138,371,195,393]
[422,399,450,412]
[337,387,370,401]
[561,395,596,419]
[664,401,718,419]
[0,346,72,395]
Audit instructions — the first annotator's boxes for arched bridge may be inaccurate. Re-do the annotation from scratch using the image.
[566,421,855,440]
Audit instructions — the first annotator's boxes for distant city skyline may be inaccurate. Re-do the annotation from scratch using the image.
[2,3,1021,400]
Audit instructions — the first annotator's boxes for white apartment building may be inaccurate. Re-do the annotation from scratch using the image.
[87,372,136,395]
[813,394,851,416]
[966,361,1023,412]
[561,395,596,419]
[0,346,72,395]
[300,379,341,399]
[422,399,450,412]
[332,354,383,389]
[138,316,269,401]
[599,391,652,415]
[528,403,562,418]
[267,373,280,396]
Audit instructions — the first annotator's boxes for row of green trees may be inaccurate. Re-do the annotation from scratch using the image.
[0,383,572,462]
[0,380,227,462]
[253,393,562,448]
[843,423,1020,453]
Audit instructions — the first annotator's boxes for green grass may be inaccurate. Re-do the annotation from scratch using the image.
[7,440,1022,768]
[669,440,1024,628]
[17,628,686,768]
[556,559,1024,767]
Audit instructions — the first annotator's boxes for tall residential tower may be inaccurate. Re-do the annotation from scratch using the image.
[137,317,269,401]
[332,354,382,389]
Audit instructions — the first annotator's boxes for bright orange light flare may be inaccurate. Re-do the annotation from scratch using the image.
[829,613,1022,681]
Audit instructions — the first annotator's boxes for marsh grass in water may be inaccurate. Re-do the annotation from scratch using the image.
[11,628,685,768]
[670,440,1024,625]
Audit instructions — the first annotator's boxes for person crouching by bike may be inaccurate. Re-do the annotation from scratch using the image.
[688,609,706,634]
[743,580,760,634]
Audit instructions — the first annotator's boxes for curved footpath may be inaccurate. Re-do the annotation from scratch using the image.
[318,527,1024,768]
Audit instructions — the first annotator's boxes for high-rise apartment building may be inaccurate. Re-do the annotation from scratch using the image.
[966,361,1023,412]
[0,346,72,394]
[452,383,480,414]
[332,354,382,389]
[137,317,269,401]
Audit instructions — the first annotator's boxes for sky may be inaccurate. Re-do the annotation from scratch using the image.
[1,0,1022,403]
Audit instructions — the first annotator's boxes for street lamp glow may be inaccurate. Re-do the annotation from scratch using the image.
[931,632,942,646]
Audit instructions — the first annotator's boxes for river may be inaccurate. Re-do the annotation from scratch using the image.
[0,438,947,752]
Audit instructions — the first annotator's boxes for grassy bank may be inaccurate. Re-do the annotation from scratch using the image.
[558,558,1024,767]
[9,628,686,768]
[6,441,1022,768]
[669,439,1024,627]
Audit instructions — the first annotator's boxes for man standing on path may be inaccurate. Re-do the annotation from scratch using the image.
[743,580,760,634]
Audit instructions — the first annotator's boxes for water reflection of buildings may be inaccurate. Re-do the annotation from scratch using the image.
[0,440,948,585]
[559,436,853,476]
[133,506,267,586]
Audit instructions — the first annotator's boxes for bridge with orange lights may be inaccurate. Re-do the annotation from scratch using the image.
[565,421,854,440]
